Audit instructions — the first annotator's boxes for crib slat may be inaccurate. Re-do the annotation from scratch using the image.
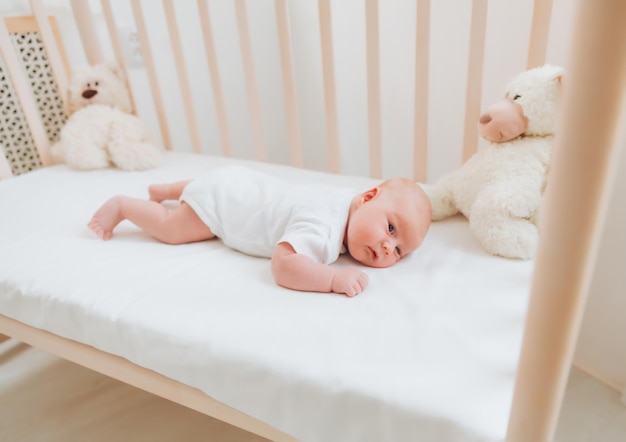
[130,0,172,151]
[100,0,126,71]
[163,0,203,154]
[70,0,105,65]
[365,0,382,179]
[29,0,69,115]
[413,0,430,183]
[101,0,138,114]
[527,0,553,69]
[507,1,626,440]
[275,0,303,168]
[0,18,52,167]
[461,0,488,163]
[197,0,233,158]
[318,0,341,174]
[235,0,267,162]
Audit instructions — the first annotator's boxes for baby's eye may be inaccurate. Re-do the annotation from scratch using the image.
[388,223,395,234]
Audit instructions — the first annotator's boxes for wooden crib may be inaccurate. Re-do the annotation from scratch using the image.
[1,0,625,441]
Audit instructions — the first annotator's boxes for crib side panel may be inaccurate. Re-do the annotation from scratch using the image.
[0,15,69,178]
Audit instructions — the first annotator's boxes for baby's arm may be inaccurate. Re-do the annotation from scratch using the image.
[271,242,368,297]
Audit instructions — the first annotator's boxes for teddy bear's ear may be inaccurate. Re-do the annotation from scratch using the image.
[102,60,125,81]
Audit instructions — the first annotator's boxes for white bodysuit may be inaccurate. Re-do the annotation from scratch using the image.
[180,166,357,264]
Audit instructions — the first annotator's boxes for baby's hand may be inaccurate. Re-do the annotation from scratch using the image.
[331,268,369,297]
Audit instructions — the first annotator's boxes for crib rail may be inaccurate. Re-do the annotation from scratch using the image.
[0,314,296,442]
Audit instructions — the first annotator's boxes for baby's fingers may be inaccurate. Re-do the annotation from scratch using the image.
[357,272,369,291]
[331,268,369,297]
[345,275,369,297]
[344,285,358,297]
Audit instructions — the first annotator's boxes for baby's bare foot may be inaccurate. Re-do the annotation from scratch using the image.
[88,196,125,240]
[149,184,171,202]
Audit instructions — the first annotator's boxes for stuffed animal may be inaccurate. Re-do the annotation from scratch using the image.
[422,64,564,259]
[51,62,162,170]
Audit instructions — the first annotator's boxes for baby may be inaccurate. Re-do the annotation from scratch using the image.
[88,165,431,297]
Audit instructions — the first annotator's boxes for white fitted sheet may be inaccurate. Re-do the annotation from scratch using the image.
[0,152,533,442]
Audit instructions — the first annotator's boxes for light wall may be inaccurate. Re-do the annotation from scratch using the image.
[574,118,626,392]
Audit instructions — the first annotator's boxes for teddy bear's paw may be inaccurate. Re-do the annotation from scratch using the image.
[503,190,542,219]
[505,229,537,260]
[63,143,111,170]
[472,216,538,260]
[419,182,458,220]
[109,141,162,170]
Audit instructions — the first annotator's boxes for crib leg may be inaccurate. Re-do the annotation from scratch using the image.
[506,1,626,441]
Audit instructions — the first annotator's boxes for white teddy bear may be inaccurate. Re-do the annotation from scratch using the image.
[52,62,162,170]
[422,64,564,259]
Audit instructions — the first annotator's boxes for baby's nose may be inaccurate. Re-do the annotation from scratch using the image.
[382,240,393,255]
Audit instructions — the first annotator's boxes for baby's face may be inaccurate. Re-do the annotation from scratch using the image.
[346,183,431,268]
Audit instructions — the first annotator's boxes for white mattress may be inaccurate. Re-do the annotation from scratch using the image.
[0,152,533,442]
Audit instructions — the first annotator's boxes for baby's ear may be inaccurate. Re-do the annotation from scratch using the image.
[361,187,380,203]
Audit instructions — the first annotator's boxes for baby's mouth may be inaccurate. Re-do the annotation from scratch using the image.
[369,246,377,260]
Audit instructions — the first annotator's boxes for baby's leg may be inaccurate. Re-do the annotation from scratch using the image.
[88,196,214,244]
[149,180,190,202]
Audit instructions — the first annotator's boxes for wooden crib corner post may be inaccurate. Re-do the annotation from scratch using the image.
[506,1,626,441]
[0,17,52,167]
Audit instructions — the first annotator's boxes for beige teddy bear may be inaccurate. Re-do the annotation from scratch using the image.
[422,64,564,259]
[52,62,162,170]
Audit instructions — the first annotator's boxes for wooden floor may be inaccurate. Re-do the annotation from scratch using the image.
[555,367,626,442]
[0,338,267,442]
[1,338,625,441]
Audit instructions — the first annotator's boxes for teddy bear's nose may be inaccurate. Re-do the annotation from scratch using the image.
[82,89,98,99]
[479,113,492,125]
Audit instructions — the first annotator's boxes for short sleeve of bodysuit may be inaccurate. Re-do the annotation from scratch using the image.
[277,186,355,264]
